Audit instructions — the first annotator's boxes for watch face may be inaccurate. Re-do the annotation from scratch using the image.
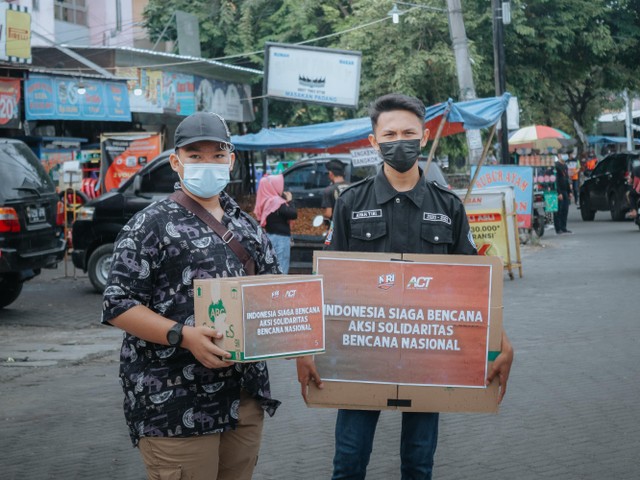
[167,325,182,346]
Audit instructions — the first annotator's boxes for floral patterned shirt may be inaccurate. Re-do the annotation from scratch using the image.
[102,188,281,446]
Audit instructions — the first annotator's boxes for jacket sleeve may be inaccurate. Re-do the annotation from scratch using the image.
[277,202,298,220]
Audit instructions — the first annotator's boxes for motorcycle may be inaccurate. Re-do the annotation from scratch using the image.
[531,189,547,237]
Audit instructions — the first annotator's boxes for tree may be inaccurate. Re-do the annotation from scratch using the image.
[494,0,640,151]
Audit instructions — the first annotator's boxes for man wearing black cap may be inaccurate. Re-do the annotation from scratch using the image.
[322,159,349,225]
[102,112,281,480]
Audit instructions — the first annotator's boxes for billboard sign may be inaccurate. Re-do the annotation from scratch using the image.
[265,42,361,108]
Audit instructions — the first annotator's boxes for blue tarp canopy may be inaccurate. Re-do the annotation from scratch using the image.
[587,135,640,145]
[231,93,511,152]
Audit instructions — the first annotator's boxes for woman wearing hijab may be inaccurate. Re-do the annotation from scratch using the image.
[254,174,297,274]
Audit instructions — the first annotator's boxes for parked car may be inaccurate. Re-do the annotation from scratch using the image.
[0,139,66,308]
[71,150,177,292]
[283,155,449,208]
[286,156,450,273]
[579,152,640,221]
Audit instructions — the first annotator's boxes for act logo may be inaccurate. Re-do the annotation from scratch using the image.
[377,273,395,290]
[406,276,433,290]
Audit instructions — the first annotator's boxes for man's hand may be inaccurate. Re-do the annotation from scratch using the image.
[486,331,514,404]
[296,355,323,403]
[182,326,233,369]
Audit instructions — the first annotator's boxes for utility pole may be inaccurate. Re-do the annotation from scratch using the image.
[492,0,510,164]
[623,89,633,151]
[446,0,483,165]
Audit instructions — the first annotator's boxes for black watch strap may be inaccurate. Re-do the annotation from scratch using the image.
[167,323,184,347]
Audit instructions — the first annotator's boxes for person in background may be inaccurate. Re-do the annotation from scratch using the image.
[254,174,297,274]
[321,159,349,226]
[102,112,281,480]
[566,152,580,205]
[554,154,572,234]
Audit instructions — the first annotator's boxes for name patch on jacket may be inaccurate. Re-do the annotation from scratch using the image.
[423,212,451,224]
[352,209,382,220]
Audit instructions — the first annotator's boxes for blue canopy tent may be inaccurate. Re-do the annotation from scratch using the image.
[587,135,640,145]
[231,93,511,153]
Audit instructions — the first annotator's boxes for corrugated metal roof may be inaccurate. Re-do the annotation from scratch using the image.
[62,45,263,76]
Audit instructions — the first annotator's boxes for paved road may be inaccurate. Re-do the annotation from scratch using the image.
[1,208,638,479]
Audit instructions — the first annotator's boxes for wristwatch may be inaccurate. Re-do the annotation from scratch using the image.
[166,323,184,347]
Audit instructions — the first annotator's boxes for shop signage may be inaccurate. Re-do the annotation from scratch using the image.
[265,42,362,108]
[162,71,195,116]
[0,3,31,64]
[25,74,131,122]
[469,165,534,228]
[116,68,254,122]
[0,78,21,128]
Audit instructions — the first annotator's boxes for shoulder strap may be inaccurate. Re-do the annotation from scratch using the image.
[169,190,256,276]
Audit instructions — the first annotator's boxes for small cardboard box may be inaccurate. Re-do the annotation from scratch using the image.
[194,275,325,362]
[307,251,504,413]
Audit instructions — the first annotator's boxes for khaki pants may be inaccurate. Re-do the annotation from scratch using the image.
[138,391,264,480]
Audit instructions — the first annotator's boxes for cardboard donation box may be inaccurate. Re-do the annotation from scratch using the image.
[194,275,325,362]
[307,252,504,413]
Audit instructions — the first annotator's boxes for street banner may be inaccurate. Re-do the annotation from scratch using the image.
[469,165,533,228]
[307,252,504,413]
[456,187,523,279]
[0,78,21,128]
[25,74,131,122]
[100,133,162,192]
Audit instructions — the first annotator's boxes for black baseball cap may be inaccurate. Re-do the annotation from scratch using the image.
[174,112,232,148]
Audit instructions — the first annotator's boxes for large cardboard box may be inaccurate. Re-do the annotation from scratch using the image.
[194,275,325,362]
[307,252,504,413]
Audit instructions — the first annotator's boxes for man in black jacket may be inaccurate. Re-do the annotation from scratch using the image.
[554,154,572,234]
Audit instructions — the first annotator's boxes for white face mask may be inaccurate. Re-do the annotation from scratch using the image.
[177,157,230,198]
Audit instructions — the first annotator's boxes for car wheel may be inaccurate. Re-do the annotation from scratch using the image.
[0,274,24,308]
[87,243,114,293]
[580,196,595,221]
[609,193,626,221]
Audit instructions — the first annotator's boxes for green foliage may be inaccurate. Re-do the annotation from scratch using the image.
[142,0,640,157]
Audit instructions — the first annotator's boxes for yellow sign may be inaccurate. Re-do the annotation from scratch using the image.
[0,4,31,63]
[467,211,509,260]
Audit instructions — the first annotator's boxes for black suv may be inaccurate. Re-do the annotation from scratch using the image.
[579,152,640,221]
[283,155,448,208]
[71,150,177,292]
[0,139,66,308]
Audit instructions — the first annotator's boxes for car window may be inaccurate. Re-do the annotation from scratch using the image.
[139,161,178,194]
[313,163,332,189]
[0,142,55,201]
[609,155,627,173]
[351,164,379,182]
[592,158,609,175]
[285,164,317,189]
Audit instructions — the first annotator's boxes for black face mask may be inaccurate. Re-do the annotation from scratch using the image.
[378,139,422,173]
